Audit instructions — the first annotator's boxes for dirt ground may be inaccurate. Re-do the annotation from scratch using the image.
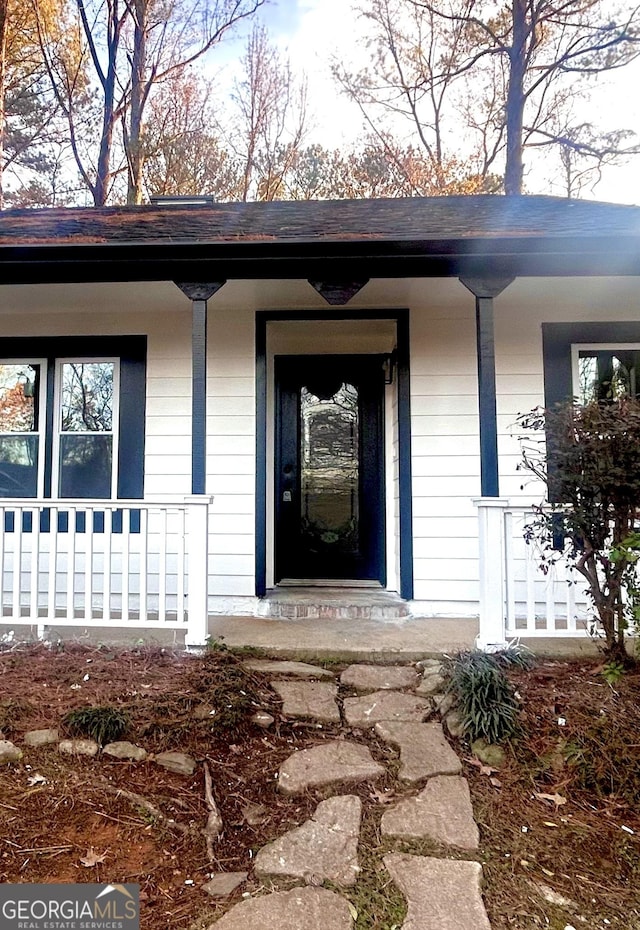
[0,642,638,930]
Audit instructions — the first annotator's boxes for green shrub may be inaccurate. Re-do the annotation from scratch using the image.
[518,398,640,663]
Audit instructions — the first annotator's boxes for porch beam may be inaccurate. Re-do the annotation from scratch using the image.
[175,281,226,494]
[459,276,514,497]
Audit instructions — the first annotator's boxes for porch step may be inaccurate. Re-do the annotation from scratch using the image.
[257,587,412,622]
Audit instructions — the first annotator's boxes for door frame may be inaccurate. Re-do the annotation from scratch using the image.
[255,309,413,599]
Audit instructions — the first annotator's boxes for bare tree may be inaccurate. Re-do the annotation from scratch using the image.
[226,24,308,201]
[35,0,264,205]
[541,119,637,197]
[333,0,491,192]
[0,0,67,207]
[124,0,265,204]
[335,0,640,194]
[35,0,121,205]
[281,135,501,199]
[141,69,241,199]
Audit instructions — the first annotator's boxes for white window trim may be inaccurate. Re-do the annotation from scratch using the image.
[52,357,120,499]
[571,342,640,402]
[0,358,47,497]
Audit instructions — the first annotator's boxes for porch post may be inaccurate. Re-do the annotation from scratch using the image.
[460,276,513,650]
[459,276,513,497]
[174,281,226,494]
[473,497,510,650]
[184,494,213,648]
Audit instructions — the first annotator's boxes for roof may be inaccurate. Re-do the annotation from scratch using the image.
[0,195,639,283]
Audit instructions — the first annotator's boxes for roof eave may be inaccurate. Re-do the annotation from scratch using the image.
[0,234,638,285]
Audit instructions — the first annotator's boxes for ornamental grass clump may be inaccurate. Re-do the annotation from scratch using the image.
[445,651,521,744]
[63,705,130,746]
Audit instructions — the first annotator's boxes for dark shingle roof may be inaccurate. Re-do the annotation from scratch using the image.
[0,195,639,284]
[0,194,638,246]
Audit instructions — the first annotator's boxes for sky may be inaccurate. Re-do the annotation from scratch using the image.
[217,0,640,205]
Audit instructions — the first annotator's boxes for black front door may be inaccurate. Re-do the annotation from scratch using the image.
[275,355,385,583]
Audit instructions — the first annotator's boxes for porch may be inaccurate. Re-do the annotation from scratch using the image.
[0,494,598,656]
[1,197,638,655]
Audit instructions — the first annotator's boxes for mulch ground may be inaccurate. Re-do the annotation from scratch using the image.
[0,642,639,930]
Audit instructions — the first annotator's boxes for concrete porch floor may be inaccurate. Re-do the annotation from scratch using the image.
[1,616,601,661]
[205,614,601,662]
[208,615,477,661]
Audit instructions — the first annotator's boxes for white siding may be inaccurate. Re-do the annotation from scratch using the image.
[408,285,480,612]
[2,274,639,619]
[0,285,193,499]
[206,300,256,600]
[409,275,640,617]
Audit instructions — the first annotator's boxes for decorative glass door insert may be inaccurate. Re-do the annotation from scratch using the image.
[275,356,385,583]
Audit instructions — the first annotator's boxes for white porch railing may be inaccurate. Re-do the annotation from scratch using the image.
[474,498,592,649]
[0,495,211,647]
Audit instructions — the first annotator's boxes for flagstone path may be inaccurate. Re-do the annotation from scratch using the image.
[4,658,493,929]
[206,659,493,929]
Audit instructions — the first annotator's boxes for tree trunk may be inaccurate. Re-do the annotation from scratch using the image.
[0,0,8,210]
[87,0,121,206]
[504,0,527,195]
[126,0,146,204]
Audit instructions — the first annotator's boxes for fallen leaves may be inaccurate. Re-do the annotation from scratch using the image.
[80,847,107,867]
[26,774,47,787]
[533,792,567,809]
[465,757,498,777]
[241,800,268,826]
[464,756,502,787]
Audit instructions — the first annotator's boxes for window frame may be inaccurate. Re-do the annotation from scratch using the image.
[543,323,640,409]
[0,336,146,500]
[0,357,47,497]
[570,342,640,404]
[543,323,640,503]
[53,356,120,499]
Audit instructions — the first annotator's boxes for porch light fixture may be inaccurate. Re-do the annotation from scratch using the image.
[383,350,397,385]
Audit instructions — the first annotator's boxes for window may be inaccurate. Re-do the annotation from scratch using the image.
[0,337,146,500]
[572,344,640,403]
[543,323,640,504]
[543,323,640,411]
[56,359,118,498]
[0,362,44,497]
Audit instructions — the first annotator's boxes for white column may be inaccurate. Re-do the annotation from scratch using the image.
[473,497,510,651]
[184,495,213,648]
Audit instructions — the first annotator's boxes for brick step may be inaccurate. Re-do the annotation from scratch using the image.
[258,587,411,621]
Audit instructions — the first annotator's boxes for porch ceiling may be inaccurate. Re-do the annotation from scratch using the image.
[0,195,639,284]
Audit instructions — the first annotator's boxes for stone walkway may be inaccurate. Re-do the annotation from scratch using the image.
[214,658,492,929]
[1,657,493,929]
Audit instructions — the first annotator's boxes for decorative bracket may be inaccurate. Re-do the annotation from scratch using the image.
[307,279,369,305]
[458,276,514,299]
[174,281,226,302]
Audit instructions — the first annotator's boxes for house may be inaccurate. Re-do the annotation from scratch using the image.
[0,194,638,648]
